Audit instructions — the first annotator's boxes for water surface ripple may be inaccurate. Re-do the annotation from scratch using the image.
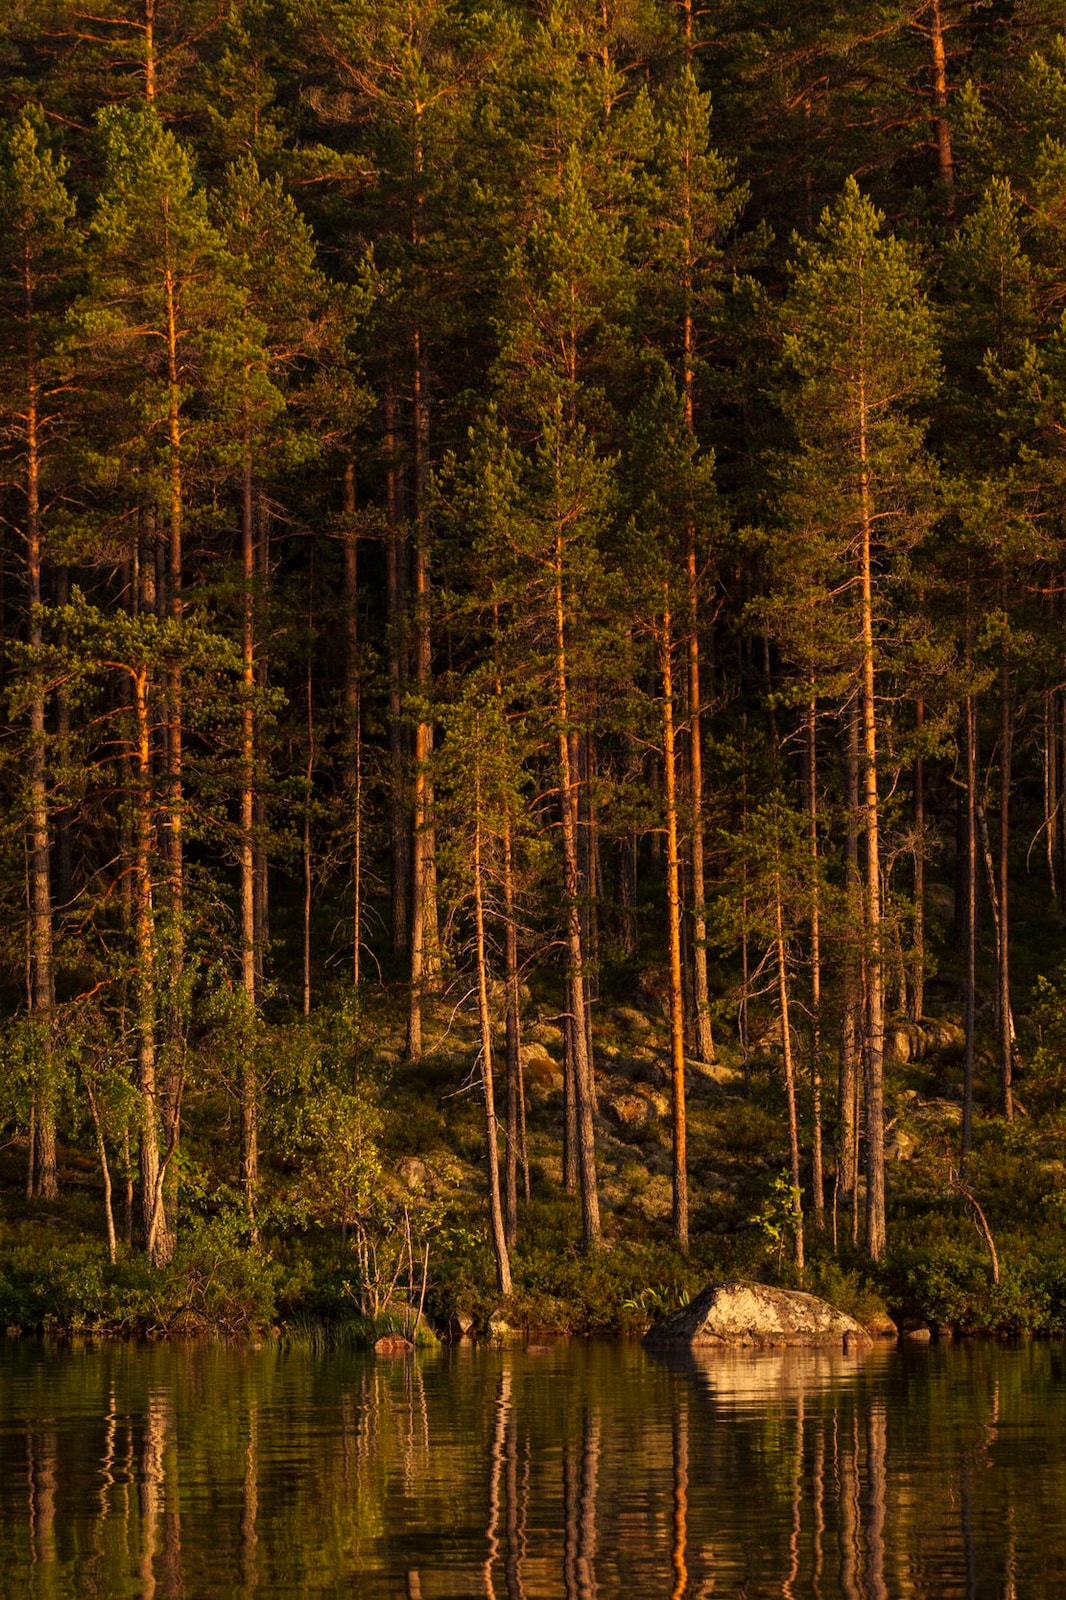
[1,1335,1062,1596]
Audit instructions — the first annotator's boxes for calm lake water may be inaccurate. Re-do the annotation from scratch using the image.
[1,1334,1064,1597]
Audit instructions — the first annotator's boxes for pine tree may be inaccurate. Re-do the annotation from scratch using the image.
[434,687,524,1296]
[639,63,745,1067]
[623,377,718,1250]
[70,105,233,1262]
[208,153,354,1218]
[0,109,80,1200]
[780,179,940,1258]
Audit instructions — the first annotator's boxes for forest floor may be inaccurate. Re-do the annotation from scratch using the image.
[2,944,1066,1342]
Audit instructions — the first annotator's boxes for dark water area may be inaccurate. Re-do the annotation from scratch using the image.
[2,1335,1065,1597]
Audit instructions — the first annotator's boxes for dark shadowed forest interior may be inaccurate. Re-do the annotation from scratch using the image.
[4,0,1066,1340]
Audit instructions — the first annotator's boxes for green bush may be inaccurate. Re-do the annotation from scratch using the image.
[882,1228,1066,1336]
[804,1255,892,1328]
[0,1209,280,1336]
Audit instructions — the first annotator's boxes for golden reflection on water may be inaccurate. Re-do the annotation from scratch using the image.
[0,1337,1063,1596]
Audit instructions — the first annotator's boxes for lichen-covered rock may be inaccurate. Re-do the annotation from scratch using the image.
[643,1280,873,1349]
[397,1155,428,1189]
[610,1004,653,1033]
[885,1017,966,1065]
[686,1058,744,1088]
[604,1093,652,1132]
[520,1041,562,1095]
[885,1128,916,1161]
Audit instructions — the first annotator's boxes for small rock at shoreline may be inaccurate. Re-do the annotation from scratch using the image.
[374,1335,414,1357]
[864,1309,899,1340]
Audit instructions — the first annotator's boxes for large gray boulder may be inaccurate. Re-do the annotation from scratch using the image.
[644,1280,872,1350]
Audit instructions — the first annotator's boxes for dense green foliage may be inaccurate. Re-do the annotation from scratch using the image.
[3,0,1066,1336]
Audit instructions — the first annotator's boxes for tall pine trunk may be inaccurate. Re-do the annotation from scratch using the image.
[911,698,926,1021]
[806,700,825,1229]
[24,282,57,1200]
[133,665,170,1267]
[502,805,526,1239]
[774,866,804,1277]
[239,443,258,1229]
[998,638,1014,1121]
[838,700,862,1246]
[342,460,362,987]
[928,0,955,207]
[858,373,886,1261]
[407,338,437,1059]
[962,600,977,1168]
[682,305,713,1067]
[384,388,409,955]
[472,738,512,1297]
[554,533,600,1249]
[155,251,184,1266]
[660,595,689,1250]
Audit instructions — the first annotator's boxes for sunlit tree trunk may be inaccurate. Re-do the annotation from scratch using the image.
[806,698,825,1229]
[54,563,73,916]
[472,739,512,1297]
[1045,692,1059,902]
[385,388,409,956]
[502,805,527,1237]
[562,1012,579,1194]
[911,697,926,1020]
[928,0,955,209]
[303,621,315,1019]
[962,679,977,1167]
[143,0,157,103]
[24,275,57,1199]
[342,460,362,987]
[998,636,1014,1120]
[774,863,805,1276]
[132,665,171,1267]
[85,1076,117,1264]
[858,371,887,1262]
[660,594,689,1251]
[838,709,861,1243]
[160,251,184,1251]
[253,496,269,991]
[407,351,435,1058]
[239,443,258,1228]
[554,534,600,1249]
[682,253,714,1066]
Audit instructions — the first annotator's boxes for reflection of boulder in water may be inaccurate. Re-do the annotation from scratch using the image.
[648,1341,891,1405]
[644,1280,872,1350]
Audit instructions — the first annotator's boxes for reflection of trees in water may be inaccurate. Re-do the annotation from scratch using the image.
[505,1385,529,1600]
[480,1364,531,1600]
[831,1394,888,1600]
[26,1421,57,1591]
[5,1341,1066,1593]
[139,1386,185,1599]
[242,1402,258,1593]
[563,1407,600,1600]
[672,1396,688,1600]
[483,1368,508,1599]
[866,1400,888,1600]
[811,1415,826,1599]
[782,1391,803,1600]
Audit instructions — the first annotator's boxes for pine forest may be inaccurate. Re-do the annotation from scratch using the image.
[4,0,1066,1340]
